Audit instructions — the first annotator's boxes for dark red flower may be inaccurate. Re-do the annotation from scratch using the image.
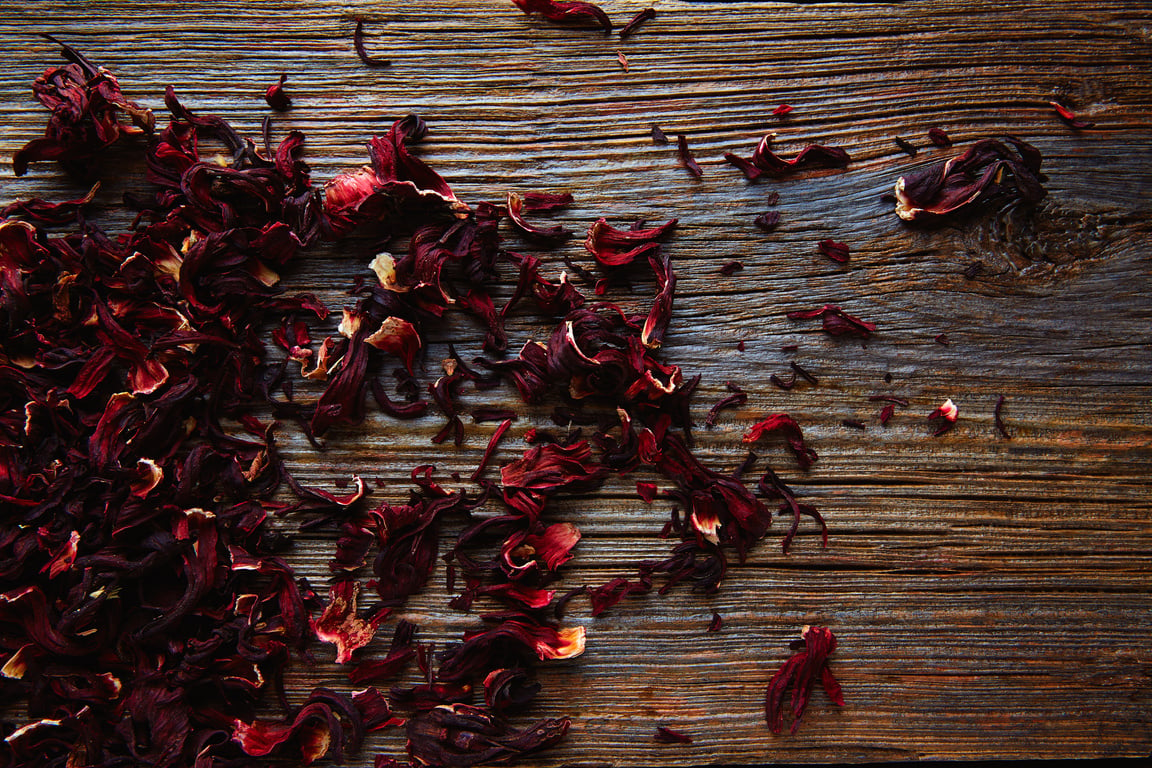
[323,115,467,238]
[765,626,844,735]
[894,136,1046,222]
[771,104,793,116]
[15,35,154,177]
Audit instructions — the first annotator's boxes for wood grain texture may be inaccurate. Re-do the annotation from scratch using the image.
[2,0,1151,764]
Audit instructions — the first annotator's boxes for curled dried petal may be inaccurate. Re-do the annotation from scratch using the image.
[354,20,391,67]
[407,703,570,767]
[584,217,677,267]
[1049,100,1095,129]
[765,626,844,735]
[742,414,817,470]
[513,0,613,33]
[894,137,1046,222]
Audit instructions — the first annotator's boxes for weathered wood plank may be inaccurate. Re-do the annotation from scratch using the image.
[1,0,1151,764]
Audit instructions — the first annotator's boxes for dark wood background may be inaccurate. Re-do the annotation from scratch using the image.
[2,1,1151,764]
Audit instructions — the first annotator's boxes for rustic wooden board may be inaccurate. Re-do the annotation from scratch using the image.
[2,0,1151,765]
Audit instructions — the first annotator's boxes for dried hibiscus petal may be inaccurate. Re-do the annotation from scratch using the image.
[726,134,850,178]
[354,20,391,67]
[641,251,676,349]
[314,579,390,664]
[927,397,958,436]
[500,522,582,579]
[754,211,780,231]
[353,686,406,731]
[233,688,365,765]
[1049,100,1095,129]
[507,191,573,243]
[349,620,419,685]
[619,8,656,39]
[677,134,703,178]
[928,127,952,147]
[654,726,693,744]
[265,73,292,111]
[743,414,817,470]
[484,668,541,713]
[1,181,99,225]
[584,216,677,268]
[757,466,827,553]
[994,394,1010,438]
[787,304,876,339]
[723,151,763,181]
[816,239,849,264]
[894,136,1046,222]
[512,0,613,33]
[587,577,651,616]
[407,703,570,767]
[765,626,844,735]
[704,387,747,428]
[501,441,606,521]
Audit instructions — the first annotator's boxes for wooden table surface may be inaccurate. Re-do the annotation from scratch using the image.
[2,1,1151,765]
